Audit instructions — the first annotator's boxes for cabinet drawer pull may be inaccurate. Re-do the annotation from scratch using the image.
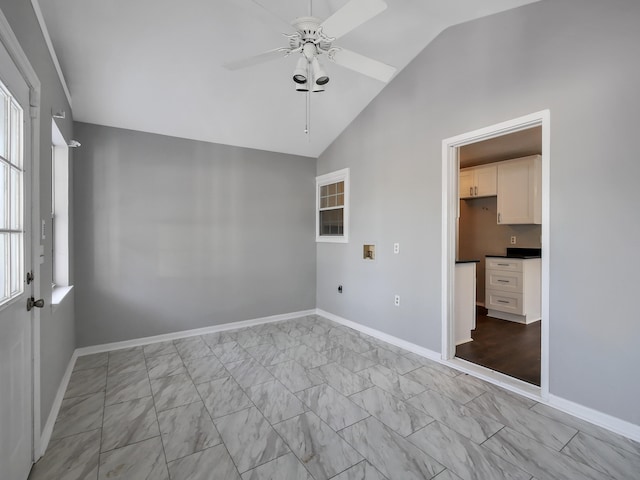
[497,263,510,266]
[497,279,509,283]
[474,186,478,196]
[497,300,510,304]
[470,186,473,196]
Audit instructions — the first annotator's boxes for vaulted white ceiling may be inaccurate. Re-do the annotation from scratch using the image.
[37,0,539,157]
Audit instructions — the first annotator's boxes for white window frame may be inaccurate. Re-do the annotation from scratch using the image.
[51,120,71,305]
[316,168,349,243]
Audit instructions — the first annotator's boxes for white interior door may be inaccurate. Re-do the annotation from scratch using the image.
[0,38,34,480]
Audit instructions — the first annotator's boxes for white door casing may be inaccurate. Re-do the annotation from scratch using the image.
[441,110,550,401]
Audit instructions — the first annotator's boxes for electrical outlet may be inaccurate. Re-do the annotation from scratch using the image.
[394,294,400,306]
[393,243,400,254]
[510,236,517,245]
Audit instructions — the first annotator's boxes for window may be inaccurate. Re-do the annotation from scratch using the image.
[316,168,349,243]
[51,120,70,291]
[0,79,24,306]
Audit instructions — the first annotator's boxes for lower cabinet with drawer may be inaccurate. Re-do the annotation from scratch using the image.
[485,257,541,324]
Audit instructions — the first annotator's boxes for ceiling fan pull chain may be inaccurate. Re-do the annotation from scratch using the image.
[309,90,311,140]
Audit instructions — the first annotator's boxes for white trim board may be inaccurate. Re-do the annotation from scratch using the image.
[315,308,640,444]
[30,0,72,107]
[75,309,316,357]
[317,308,442,363]
[38,350,77,457]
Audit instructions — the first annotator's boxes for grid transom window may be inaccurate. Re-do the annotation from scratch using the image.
[316,168,349,243]
[0,80,24,305]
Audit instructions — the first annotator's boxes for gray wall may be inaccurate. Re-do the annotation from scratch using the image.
[74,122,316,347]
[459,196,541,302]
[0,1,75,434]
[317,0,640,425]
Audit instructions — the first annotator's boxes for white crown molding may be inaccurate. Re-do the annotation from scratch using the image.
[30,0,72,107]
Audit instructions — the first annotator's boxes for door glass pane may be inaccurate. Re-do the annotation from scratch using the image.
[0,162,7,229]
[0,80,25,306]
[10,233,22,295]
[0,91,7,159]
[0,233,7,302]
[10,167,21,230]
[10,102,21,167]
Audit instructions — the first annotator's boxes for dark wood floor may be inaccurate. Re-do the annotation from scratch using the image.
[456,308,541,386]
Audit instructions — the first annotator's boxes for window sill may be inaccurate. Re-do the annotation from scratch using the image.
[52,285,73,306]
[316,237,349,244]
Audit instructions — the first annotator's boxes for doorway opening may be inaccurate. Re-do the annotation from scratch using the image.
[441,111,550,399]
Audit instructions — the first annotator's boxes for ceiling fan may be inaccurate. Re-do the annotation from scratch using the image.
[224,0,397,91]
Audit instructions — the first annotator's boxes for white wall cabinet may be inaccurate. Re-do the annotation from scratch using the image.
[496,155,541,224]
[459,164,497,199]
[485,257,541,324]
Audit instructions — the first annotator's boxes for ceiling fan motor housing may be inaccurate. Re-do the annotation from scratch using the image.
[289,17,334,57]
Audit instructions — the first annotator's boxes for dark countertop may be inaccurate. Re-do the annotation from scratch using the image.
[456,259,480,264]
[486,255,541,259]
[486,247,541,259]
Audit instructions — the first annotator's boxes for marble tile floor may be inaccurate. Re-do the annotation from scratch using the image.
[29,315,640,480]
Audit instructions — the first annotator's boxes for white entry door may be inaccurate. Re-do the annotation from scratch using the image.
[0,37,34,480]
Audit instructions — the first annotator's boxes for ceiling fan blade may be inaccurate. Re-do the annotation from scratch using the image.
[330,48,396,83]
[249,0,294,28]
[223,48,287,71]
[320,0,387,40]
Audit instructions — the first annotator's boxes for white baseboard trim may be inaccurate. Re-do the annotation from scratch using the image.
[547,394,640,443]
[315,308,640,443]
[316,309,443,363]
[75,309,316,357]
[39,350,78,457]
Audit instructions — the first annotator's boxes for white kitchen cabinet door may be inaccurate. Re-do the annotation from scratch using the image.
[459,164,497,199]
[497,155,541,224]
[459,168,475,199]
[474,164,498,197]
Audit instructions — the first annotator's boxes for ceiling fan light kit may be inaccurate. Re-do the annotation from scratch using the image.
[293,57,308,84]
[225,0,397,132]
[225,0,396,86]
